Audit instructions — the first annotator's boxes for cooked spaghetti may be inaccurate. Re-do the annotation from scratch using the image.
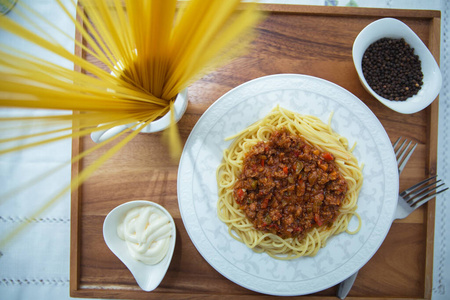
[216,106,363,259]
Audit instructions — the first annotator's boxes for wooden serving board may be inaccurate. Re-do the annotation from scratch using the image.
[70,5,441,299]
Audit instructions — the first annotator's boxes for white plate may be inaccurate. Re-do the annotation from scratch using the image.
[177,74,399,296]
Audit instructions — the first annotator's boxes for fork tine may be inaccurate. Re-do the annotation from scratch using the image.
[410,185,449,209]
[394,138,408,158]
[393,136,402,150]
[400,175,437,197]
[396,176,448,220]
[405,180,444,203]
[398,142,417,174]
[393,137,417,174]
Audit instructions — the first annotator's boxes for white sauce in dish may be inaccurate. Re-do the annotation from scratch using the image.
[117,205,173,265]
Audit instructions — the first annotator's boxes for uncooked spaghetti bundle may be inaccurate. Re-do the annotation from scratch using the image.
[0,0,264,245]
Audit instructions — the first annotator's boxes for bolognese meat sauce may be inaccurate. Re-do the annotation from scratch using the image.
[233,128,347,239]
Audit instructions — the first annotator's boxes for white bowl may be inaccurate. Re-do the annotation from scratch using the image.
[91,88,188,143]
[352,18,441,114]
[103,200,176,292]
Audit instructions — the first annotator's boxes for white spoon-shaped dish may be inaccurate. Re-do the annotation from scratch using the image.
[103,200,176,292]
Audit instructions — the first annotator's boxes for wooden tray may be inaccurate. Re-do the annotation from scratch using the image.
[70,5,441,299]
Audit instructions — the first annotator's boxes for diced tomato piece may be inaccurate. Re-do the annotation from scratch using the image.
[236,189,245,202]
[261,159,264,167]
[283,166,289,174]
[261,198,269,209]
[322,152,334,161]
[314,214,323,226]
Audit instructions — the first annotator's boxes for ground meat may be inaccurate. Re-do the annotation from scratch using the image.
[233,128,347,239]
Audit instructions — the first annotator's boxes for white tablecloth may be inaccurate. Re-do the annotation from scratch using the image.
[0,0,448,299]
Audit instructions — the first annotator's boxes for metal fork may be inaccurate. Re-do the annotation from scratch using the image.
[395,175,448,219]
[337,137,417,299]
[337,176,447,299]
[393,137,418,175]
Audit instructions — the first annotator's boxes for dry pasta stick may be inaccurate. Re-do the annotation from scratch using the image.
[0,120,149,249]
[0,0,264,246]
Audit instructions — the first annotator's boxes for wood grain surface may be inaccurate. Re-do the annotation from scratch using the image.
[70,5,441,299]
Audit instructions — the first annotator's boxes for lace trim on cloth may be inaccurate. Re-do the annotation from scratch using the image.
[1,278,69,286]
[433,0,450,296]
[0,216,70,224]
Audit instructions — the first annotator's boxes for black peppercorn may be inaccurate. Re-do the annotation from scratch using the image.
[361,38,423,101]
